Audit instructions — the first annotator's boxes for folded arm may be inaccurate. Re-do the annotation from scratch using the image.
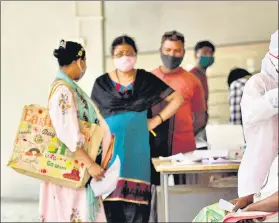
[148,91,184,130]
[162,91,184,119]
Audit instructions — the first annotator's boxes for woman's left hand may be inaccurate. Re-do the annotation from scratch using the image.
[148,116,162,131]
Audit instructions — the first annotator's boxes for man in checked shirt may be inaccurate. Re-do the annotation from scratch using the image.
[227,68,252,125]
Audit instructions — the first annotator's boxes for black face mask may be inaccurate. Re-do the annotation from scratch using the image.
[160,52,184,70]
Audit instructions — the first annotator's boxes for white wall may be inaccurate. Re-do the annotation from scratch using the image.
[1,1,104,199]
[104,1,278,54]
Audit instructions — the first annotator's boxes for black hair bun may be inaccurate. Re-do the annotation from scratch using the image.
[53,39,85,67]
[53,39,67,59]
[53,48,66,59]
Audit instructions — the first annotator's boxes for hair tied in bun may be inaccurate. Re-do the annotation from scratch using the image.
[59,40,66,49]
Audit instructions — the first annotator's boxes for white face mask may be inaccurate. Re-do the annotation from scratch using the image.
[77,60,87,81]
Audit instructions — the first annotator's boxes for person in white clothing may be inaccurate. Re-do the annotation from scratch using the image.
[231,155,278,223]
[193,30,278,220]
[193,155,278,222]
[39,40,110,222]
[234,30,278,207]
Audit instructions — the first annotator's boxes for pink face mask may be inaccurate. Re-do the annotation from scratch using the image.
[113,56,136,72]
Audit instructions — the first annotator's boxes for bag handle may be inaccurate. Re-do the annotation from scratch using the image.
[48,80,103,126]
[47,79,76,106]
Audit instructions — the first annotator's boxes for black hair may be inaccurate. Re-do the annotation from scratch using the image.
[53,40,85,66]
[227,68,252,87]
[161,30,185,45]
[194,41,215,53]
[111,35,138,55]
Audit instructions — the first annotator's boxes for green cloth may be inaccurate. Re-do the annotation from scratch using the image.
[193,203,226,223]
[86,185,99,221]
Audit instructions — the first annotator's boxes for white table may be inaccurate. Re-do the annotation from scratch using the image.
[152,158,240,222]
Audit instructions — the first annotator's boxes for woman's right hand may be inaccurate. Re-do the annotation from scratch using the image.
[88,162,105,181]
[148,116,161,131]
[231,194,254,212]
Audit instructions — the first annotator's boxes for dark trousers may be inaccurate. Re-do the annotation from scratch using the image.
[103,201,150,223]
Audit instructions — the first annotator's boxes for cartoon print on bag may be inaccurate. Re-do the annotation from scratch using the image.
[33,126,41,133]
[63,167,81,181]
[48,144,58,153]
[47,137,69,156]
[47,137,59,153]
[59,141,67,156]
[34,134,44,144]
[21,147,41,165]
[25,148,42,157]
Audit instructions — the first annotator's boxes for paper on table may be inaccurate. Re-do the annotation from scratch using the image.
[192,150,229,160]
[170,159,195,165]
[90,155,120,199]
[202,158,242,165]
[159,153,186,161]
[218,199,241,213]
[159,151,228,162]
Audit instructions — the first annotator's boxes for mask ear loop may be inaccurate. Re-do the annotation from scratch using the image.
[76,60,85,81]
[77,60,82,72]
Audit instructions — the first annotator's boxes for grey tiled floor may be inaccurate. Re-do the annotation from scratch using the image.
[1,201,39,222]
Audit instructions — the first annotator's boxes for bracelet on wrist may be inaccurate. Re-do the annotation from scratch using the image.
[87,162,94,170]
[157,113,164,123]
